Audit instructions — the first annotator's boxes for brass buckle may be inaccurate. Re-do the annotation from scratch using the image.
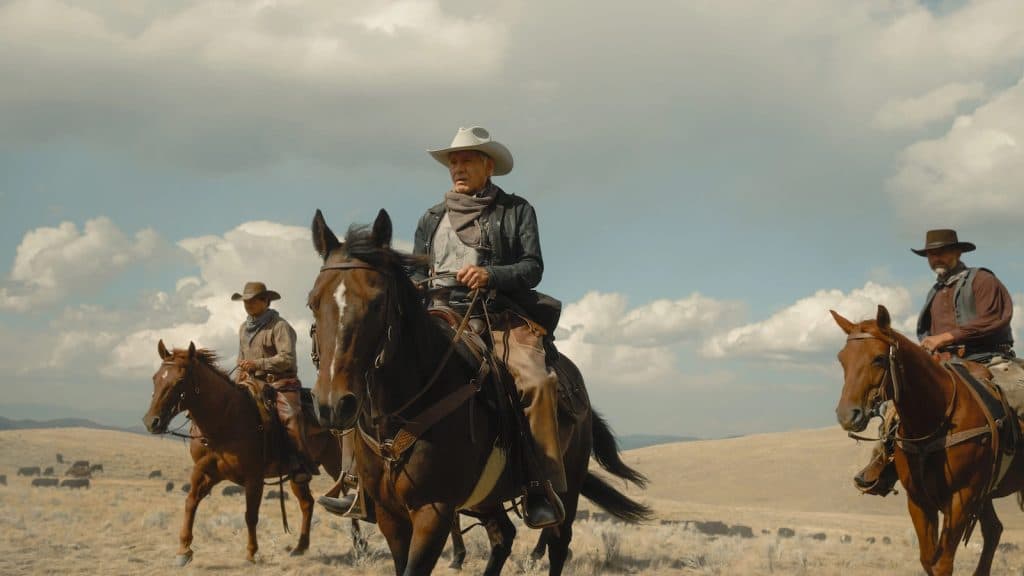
[266,373,277,384]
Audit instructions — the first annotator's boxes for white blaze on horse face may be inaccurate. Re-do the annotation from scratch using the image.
[330,279,347,383]
[161,368,169,381]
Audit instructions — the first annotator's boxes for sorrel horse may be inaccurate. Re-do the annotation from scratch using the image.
[307,209,651,576]
[832,305,1024,576]
[143,341,358,566]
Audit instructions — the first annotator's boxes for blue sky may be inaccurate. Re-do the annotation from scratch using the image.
[2,0,1024,437]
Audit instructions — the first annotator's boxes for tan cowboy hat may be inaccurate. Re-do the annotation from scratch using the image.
[230,281,281,302]
[911,229,977,256]
[427,126,513,176]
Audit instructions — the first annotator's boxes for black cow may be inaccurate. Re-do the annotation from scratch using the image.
[60,478,90,489]
[17,467,40,477]
[181,483,191,493]
[65,461,91,478]
[90,464,104,473]
[148,470,162,479]
[32,478,59,487]
[221,485,244,497]
[43,467,54,476]
[56,453,64,464]
[165,481,174,493]
[264,490,288,501]
[0,474,6,486]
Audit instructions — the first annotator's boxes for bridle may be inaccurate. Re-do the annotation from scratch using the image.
[313,256,488,464]
[155,359,207,442]
[846,330,902,408]
[844,329,960,451]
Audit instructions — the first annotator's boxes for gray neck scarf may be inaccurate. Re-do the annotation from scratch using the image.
[936,262,968,287]
[444,183,498,248]
[245,309,278,344]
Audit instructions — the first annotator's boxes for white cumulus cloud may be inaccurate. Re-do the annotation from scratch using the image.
[0,217,172,311]
[873,82,986,131]
[888,75,1024,230]
[701,282,913,362]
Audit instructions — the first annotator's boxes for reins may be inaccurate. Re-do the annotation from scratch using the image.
[318,259,491,465]
[844,331,978,453]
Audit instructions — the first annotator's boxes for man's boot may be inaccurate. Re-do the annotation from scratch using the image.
[853,441,898,496]
[317,478,375,523]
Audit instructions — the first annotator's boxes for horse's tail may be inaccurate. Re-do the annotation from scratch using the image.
[591,409,648,489]
[581,472,653,523]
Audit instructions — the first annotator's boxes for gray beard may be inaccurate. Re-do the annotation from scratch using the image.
[933,266,949,278]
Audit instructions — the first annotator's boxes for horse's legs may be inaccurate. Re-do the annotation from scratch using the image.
[448,514,467,570]
[530,530,548,561]
[907,493,940,575]
[376,505,413,576]
[288,479,314,556]
[404,502,454,576]
[243,480,265,563]
[932,491,975,576]
[973,499,1002,576]
[350,519,369,556]
[481,509,516,576]
[176,460,217,566]
[546,490,581,576]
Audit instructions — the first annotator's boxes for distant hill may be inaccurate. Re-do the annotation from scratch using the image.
[618,433,698,450]
[0,416,148,434]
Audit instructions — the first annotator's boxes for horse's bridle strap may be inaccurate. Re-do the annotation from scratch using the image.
[320,262,376,272]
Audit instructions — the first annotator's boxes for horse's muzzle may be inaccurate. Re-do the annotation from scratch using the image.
[835,404,870,432]
[144,414,167,435]
[311,390,358,431]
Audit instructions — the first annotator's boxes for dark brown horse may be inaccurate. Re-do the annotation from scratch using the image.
[143,341,357,566]
[832,305,1024,576]
[307,209,651,576]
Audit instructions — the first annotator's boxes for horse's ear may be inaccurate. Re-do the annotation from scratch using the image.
[829,310,855,335]
[158,339,171,360]
[876,305,892,333]
[312,209,341,259]
[187,341,196,361]
[372,209,392,247]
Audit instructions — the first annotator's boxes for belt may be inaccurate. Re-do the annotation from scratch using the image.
[253,371,297,383]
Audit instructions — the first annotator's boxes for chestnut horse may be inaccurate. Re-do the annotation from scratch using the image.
[143,341,358,566]
[832,305,1024,576]
[308,209,651,576]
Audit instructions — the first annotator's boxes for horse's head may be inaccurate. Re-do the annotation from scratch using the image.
[143,340,197,434]
[831,305,897,433]
[308,208,424,430]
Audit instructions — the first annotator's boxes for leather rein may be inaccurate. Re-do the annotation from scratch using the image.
[845,331,990,455]
[317,260,489,464]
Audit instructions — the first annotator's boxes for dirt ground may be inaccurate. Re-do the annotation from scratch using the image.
[2,426,1023,575]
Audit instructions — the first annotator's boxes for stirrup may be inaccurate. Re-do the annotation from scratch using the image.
[521,480,565,529]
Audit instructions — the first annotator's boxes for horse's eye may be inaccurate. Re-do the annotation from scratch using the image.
[872,355,887,367]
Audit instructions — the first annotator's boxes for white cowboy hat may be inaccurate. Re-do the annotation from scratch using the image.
[427,126,513,176]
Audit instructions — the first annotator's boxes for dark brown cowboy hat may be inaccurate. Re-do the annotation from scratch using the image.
[911,229,976,256]
[230,281,281,302]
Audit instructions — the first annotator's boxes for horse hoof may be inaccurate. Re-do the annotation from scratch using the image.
[246,554,257,564]
[289,547,306,557]
[174,552,193,567]
[448,559,464,571]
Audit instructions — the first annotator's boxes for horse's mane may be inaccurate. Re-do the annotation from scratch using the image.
[172,348,234,383]
[342,223,466,367]
[344,223,430,316]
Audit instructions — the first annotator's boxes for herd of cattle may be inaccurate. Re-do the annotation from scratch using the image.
[8,453,106,489]
[4,454,257,496]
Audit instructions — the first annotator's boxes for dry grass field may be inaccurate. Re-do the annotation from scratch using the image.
[2,426,1024,575]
